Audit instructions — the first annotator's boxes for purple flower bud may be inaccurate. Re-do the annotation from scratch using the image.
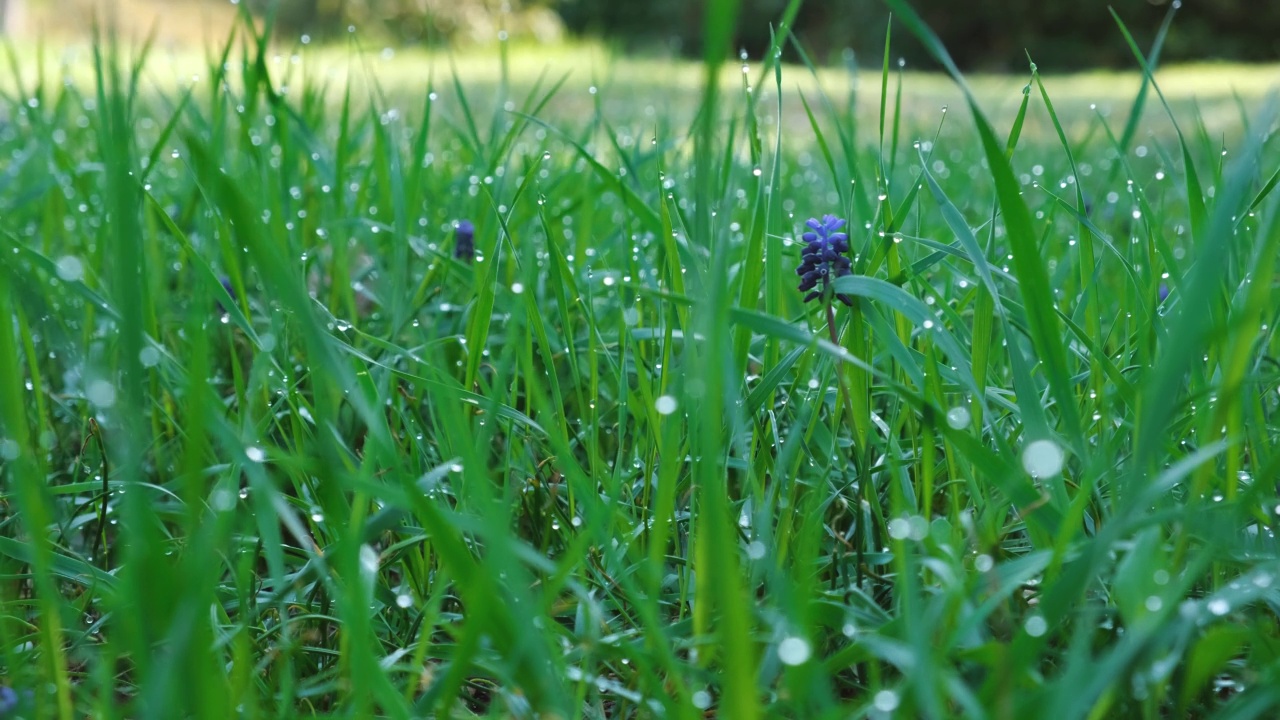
[0,687,16,712]
[0,686,29,714]
[454,220,475,262]
[217,276,235,313]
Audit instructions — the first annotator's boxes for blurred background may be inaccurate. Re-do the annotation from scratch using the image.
[1,0,1277,72]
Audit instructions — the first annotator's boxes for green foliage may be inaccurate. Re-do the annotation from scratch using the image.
[2,1,1280,717]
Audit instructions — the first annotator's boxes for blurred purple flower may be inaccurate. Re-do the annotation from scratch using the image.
[217,276,235,313]
[0,685,29,715]
[1158,282,1169,303]
[453,220,475,262]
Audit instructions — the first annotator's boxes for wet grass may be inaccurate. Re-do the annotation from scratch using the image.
[2,1,1280,718]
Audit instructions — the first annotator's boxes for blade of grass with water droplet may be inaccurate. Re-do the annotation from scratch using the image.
[1029,60,1108,425]
[884,0,1084,457]
[0,270,74,716]
[1111,8,1206,243]
[831,275,981,401]
[1131,100,1278,489]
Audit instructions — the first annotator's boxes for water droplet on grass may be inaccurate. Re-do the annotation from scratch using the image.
[87,380,116,408]
[56,256,84,282]
[1024,615,1048,637]
[1207,598,1230,616]
[974,554,994,572]
[245,446,266,463]
[692,690,712,709]
[211,488,235,511]
[907,515,929,541]
[655,395,677,415]
[874,690,900,712]
[359,544,379,576]
[946,406,970,429]
[777,636,811,665]
[1022,439,1064,477]
[887,518,910,539]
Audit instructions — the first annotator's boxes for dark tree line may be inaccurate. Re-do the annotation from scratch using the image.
[253,0,1279,71]
[558,0,1280,71]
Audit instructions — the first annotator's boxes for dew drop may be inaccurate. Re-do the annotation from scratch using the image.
[87,380,117,408]
[211,488,235,511]
[1024,615,1048,637]
[887,518,910,540]
[1021,439,1064,477]
[777,636,811,666]
[946,406,971,429]
[359,544,379,575]
[874,690,900,713]
[56,255,84,282]
[692,690,712,709]
[655,395,678,415]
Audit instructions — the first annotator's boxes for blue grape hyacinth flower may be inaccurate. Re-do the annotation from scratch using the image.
[796,215,853,306]
[453,220,475,262]
[216,275,236,313]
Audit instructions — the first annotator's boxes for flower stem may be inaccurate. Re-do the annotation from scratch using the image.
[825,298,867,589]
[825,300,863,461]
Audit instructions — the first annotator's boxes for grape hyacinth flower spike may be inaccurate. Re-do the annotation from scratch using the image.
[216,275,236,314]
[796,215,853,306]
[453,220,475,263]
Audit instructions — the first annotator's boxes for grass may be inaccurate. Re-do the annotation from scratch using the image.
[1,0,1280,717]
